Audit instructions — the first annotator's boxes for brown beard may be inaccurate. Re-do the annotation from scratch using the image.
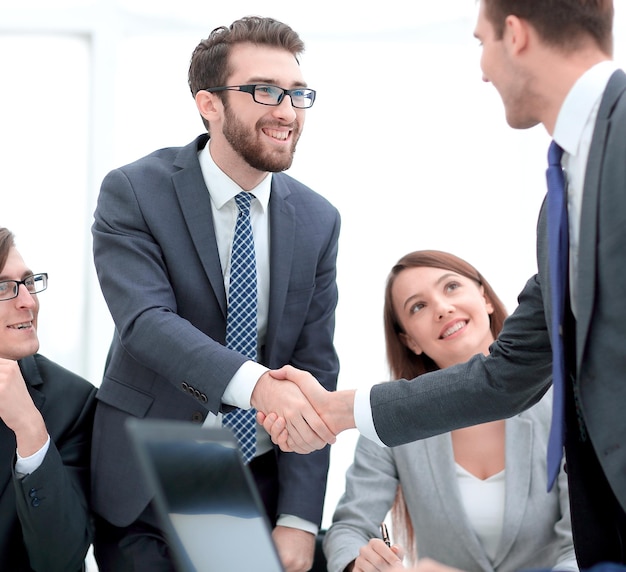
[221,102,301,173]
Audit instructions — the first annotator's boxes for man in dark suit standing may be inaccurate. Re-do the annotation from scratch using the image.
[261,1,626,568]
[0,227,96,571]
[91,15,340,572]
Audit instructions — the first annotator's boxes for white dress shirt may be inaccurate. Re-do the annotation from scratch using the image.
[197,142,271,412]
[552,59,619,317]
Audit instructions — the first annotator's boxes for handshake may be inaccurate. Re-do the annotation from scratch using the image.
[250,365,357,453]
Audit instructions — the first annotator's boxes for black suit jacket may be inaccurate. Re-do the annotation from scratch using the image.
[0,354,96,572]
[91,134,341,528]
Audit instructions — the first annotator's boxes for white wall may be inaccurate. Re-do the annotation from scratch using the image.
[1,0,625,533]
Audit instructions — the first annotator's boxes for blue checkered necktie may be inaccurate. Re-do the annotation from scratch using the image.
[546,141,569,490]
[222,192,258,464]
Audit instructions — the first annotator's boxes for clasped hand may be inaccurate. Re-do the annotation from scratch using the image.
[253,365,355,453]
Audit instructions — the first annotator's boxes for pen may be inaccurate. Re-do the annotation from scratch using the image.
[380,522,391,547]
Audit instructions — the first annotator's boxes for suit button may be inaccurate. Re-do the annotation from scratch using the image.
[191,412,204,423]
[181,382,189,391]
[200,393,208,403]
[29,488,37,498]
[31,498,41,507]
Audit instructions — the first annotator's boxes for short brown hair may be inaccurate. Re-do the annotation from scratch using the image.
[483,0,613,54]
[188,16,305,97]
[0,228,16,272]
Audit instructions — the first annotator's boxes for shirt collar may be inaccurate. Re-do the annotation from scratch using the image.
[198,143,272,212]
[553,60,618,156]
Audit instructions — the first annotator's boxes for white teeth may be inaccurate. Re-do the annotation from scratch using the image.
[266,129,288,140]
[442,321,466,338]
[10,322,31,330]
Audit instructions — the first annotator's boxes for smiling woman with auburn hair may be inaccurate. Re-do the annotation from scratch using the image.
[323,250,577,572]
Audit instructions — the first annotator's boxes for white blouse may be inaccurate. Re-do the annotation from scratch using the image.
[456,464,506,562]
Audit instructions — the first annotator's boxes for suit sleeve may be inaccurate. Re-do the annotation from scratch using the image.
[323,436,398,572]
[13,385,96,572]
[371,273,554,446]
[92,166,246,411]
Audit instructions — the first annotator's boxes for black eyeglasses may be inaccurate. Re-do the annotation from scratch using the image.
[0,273,48,301]
[203,84,316,109]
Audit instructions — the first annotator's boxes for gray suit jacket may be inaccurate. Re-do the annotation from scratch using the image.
[91,134,340,527]
[324,398,576,572]
[370,70,626,513]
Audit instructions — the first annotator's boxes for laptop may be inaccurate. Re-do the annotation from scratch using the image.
[125,418,285,572]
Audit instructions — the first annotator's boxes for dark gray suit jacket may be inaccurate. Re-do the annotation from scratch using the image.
[0,354,96,572]
[91,134,340,527]
[370,70,626,513]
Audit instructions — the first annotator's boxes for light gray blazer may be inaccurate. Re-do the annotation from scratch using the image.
[325,397,576,572]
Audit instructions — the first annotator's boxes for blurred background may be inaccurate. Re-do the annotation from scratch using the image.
[2,0,625,540]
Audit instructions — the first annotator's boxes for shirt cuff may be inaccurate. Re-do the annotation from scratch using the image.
[354,385,385,446]
[276,514,319,535]
[15,435,51,477]
[222,360,269,409]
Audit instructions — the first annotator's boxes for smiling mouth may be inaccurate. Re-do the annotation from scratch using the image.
[8,322,32,330]
[441,321,467,339]
[263,128,290,141]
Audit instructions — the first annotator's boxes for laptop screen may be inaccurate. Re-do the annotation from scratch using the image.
[126,418,285,572]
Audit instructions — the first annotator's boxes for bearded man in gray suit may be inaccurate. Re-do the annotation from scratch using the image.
[261,1,626,568]
[91,16,339,572]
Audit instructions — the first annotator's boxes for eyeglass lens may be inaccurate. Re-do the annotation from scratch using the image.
[0,274,47,300]
[253,85,313,108]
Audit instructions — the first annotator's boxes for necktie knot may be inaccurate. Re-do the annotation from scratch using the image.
[548,140,564,168]
[235,192,253,215]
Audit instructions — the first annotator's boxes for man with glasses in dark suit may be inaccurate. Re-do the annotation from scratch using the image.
[0,227,96,571]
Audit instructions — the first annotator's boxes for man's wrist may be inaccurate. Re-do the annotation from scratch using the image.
[331,389,357,433]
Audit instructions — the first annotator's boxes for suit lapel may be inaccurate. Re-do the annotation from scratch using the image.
[264,176,296,361]
[172,135,227,318]
[493,416,532,566]
[425,435,491,566]
[576,70,626,372]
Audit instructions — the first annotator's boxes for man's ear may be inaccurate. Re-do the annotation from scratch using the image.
[399,332,423,356]
[195,90,222,124]
[504,14,530,56]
